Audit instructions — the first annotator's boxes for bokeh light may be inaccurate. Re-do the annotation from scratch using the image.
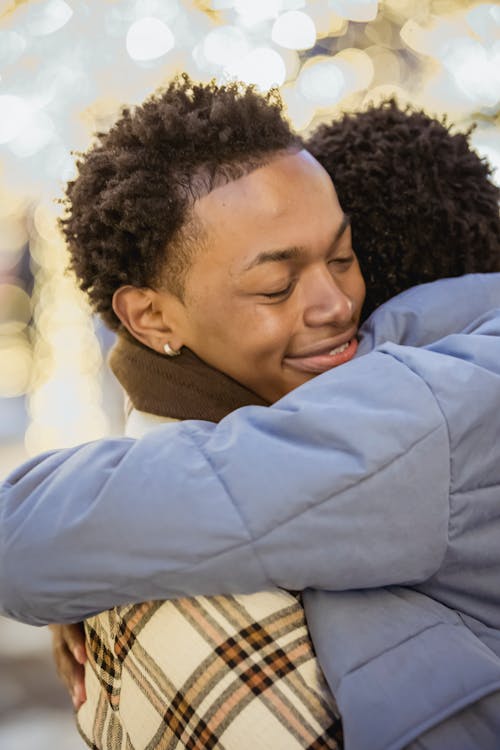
[298,56,347,105]
[126,17,175,61]
[22,0,73,36]
[271,11,317,50]
[229,47,287,88]
[329,0,378,23]
[0,95,32,144]
[0,0,498,458]
[203,25,250,66]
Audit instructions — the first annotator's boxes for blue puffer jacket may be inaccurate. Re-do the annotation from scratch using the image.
[1,274,500,749]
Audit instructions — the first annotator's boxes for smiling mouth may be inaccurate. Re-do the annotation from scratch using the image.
[328,341,350,355]
[283,338,358,374]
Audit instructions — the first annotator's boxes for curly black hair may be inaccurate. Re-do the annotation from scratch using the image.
[60,78,500,330]
[59,75,302,329]
[306,100,500,320]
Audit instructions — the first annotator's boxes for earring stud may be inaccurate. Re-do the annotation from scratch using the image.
[163,342,181,357]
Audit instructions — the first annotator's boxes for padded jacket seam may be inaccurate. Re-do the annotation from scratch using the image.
[183,427,275,585]
[378,349,452,575]
[179,398,447,583]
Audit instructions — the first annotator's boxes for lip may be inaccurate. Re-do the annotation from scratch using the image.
[286,330,357,360]
[284,334,358,374]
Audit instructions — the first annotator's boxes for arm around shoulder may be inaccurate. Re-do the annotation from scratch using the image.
[0,342,457,624]
[2,310,499,625]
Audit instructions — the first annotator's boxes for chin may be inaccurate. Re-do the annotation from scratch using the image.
[276,373,315,401]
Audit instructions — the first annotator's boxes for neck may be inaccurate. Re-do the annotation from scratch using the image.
[109,330,269,423]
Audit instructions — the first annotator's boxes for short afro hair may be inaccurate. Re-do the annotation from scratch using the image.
[59,75,302,330]
[307,100,500,320]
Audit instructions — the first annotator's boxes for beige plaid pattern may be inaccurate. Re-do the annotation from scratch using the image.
[77,590,343,749]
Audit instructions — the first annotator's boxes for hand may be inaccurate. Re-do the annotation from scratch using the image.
[49,622,87,710]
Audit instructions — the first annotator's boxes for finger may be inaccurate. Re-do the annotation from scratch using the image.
[70,662,87,710]
[63,622,87,664]
[58,644,87,708]
[50,630,87,706]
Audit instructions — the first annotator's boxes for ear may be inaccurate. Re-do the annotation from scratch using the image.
[112,286,185,355]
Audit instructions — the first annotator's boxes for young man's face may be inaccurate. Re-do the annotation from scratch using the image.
[165,149,366,403]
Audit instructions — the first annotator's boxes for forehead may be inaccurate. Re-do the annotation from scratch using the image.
[196,149,335,218]
[191,149,342,273]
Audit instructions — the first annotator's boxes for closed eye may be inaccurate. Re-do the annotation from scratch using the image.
[261,282,294,299]
[329,254,355,267]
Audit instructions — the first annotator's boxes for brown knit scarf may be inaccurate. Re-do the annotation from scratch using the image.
[109,330,269,422]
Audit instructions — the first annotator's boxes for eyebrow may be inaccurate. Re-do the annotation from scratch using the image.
[241,213,351,273]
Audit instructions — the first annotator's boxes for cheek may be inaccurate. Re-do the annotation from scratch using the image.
[188,290,234,337]
[189,295,289,359]
[249,309,292,348]
[234,310,295,369]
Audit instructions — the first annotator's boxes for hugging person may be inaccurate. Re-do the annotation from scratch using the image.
[2,77,500,750]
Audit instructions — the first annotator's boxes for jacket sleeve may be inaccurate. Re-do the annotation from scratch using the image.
[1,312,499,626]
[358,272,500,354]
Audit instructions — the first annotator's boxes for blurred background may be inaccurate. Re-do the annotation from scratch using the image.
[0,0,499,747]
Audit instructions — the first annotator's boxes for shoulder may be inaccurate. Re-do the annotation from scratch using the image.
[358,273,500,353]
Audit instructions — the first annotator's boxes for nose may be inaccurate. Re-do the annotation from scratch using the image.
[302,266,354,328]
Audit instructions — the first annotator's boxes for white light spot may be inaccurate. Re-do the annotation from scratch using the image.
[25,0,73,36]
[281,84,315,130]
[328,0,378,23]
[467,4,500,46]
[8,110,55,158]
[0,31,26,67]
[281,0,306,9]
[334,48,374,92]
[272,11,317,50]
[126,17,175,61]
[135,0,180,23]
[203,26,250,66]
[0,96,32,145]
[228,47,287,90]
[234,0,282,25]
[298,58,346,105]
[444,38,500,108]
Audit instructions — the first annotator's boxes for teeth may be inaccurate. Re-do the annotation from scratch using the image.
[328,341,350,356]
